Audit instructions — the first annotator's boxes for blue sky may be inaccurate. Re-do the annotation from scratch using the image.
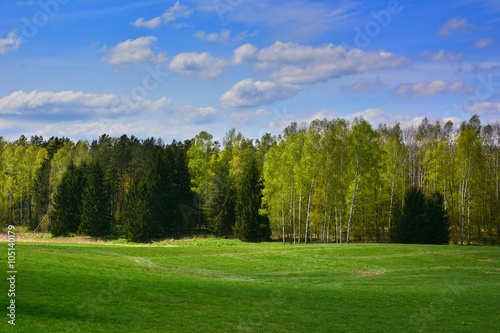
[0,0,499,142]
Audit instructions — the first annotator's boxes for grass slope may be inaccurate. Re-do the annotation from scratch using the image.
[1,239,499,332]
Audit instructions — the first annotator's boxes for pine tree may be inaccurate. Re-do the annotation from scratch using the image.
[208,172,236,237]
[234,157,270,242]
[50,163,87,236]
[124,177,149,242]
[143,151,173,238]
[32,158,51,230]
[390,187,449,244]
[79,162,111,238]
[426,191,450,244]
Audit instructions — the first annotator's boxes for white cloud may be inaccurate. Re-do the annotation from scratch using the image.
[16,1,33,5]
[232,43,257,64]
[394,80,475,98]
[346,108,411,125]
[343,77,386,93]
[169,52,229,80]
[169,41,406,84]
[173,105,219,125]
[0,91,225,142]
[438,17,477,36]
[132,17,162,29]
[194,30,231,43]
[230,108,272,123]
[0,31,22,56]
[195,29,258,44]
[101,36,166,67]
[132,1,193,29]
[465,101,500,115]
[264,43,408,84]
[473,38,495,49]
[0,90,172,116]
[422,49,464,63]
[220,79,302,109]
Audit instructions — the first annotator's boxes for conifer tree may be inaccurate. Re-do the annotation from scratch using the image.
[50,164,86,236]
[234,157,270,242]
[79,162,111,238]
[142,151,173,238]
[426,191,450,244]
[124,177,149,242]
[32,158,51,230]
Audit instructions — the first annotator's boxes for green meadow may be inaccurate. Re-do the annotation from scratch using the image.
[2,239,499,332]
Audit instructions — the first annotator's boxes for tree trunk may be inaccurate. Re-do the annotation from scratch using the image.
[282,181,285,245]
[467,193,471,245]
[461,181,466,245]
[339,156,344,244]
[347,169,359,244]
[327,207,331,243]
[305,178,314,244]
[292,185,296,244]
[298,183,302,244]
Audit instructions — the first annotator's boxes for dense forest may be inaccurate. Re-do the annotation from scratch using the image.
[1,114,499,244]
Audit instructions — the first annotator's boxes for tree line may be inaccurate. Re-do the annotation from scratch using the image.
[0,114,498,244]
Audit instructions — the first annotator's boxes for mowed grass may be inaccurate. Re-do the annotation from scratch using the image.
[1,239,499,332]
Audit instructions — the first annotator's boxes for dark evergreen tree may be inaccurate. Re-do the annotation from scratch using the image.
[124,177,149,242]
[208,172,235,237]
[234,157,270,242]
[123,152,174,241]
[170,139,194,233]
[142,151,173,238]
[388,194,403,243]
[78,162,111,238]
[31,158,51,230]
[50,163,86,236]
[390,187,450,244]
[426,191,450,244]
[399,187,427,243]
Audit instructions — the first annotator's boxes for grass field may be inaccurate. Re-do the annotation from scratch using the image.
[1,238,499,332]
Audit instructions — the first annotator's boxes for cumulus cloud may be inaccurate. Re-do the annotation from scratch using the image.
[0,90,172,117]
[100,36,166,67]
[230,108,272,123]
[465,101,500,115]
[438,17,477,36]
[169,52,229,80]
[343,77,386,93]
[473,38,495,49]
[169,41,407,83]
[194,30,257,44]
[220,79,302,109]
[0,91,224,142]
[236,41,407,84]
[173,105,219,125]
[394,80,475,98]
[346,108,411,125]
[132,1,193,28]
[232,43,257,64]
[273,51,407,84]
[195,30,231,43]
[0,31,22,56]
[422,49,464,63]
